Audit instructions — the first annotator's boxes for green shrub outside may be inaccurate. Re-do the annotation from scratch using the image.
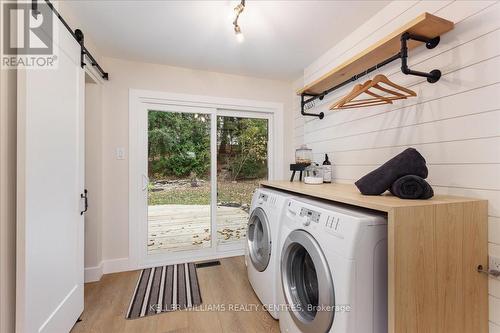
[148,111,268,181]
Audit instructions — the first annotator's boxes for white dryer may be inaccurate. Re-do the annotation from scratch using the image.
[278,196,387,333]
[245,187,293,319]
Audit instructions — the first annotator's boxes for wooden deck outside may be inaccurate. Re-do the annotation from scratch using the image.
[148,204,249,254]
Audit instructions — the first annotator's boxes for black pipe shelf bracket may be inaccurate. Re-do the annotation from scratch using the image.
[300,31,446,119]
[400,32,441,83]
[33,0,109,80]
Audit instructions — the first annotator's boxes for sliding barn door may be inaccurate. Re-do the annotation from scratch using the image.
[16,11,85,333]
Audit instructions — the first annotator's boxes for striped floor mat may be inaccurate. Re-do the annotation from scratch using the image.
[126,263,202,319]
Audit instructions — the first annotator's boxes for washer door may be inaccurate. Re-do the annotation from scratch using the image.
[281,230,335,333]
[247,207,272,272]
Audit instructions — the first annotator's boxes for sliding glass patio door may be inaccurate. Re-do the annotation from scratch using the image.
[143,105,271,264]
[215,113,269,249]
[147,109,213,254]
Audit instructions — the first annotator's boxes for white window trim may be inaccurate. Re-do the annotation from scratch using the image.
[129,89,284,270]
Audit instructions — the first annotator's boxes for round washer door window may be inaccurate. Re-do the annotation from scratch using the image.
[281,230,335,333]
[247,207,272,272]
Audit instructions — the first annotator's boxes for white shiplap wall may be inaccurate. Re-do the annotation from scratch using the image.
[293,1,500,330]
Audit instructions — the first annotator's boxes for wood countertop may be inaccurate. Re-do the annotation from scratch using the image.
[260,180,486,212]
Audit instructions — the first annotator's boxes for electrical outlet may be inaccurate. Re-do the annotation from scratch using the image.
[489,255,500,272]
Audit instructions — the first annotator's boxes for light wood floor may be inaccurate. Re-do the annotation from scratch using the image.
[71,256,280,333]
[148,205,248,253]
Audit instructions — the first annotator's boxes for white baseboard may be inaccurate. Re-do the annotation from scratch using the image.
[84,258,130,283]
[84,262,103,283]
[85,251,245,283]
[102,257,130,274]
[138,249,245,270]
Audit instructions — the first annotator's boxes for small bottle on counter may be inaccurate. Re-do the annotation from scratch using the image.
[322,154,332,183]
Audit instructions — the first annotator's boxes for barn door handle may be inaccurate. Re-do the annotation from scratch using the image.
[80,189,88,215]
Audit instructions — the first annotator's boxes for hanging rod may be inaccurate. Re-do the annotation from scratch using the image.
[33,0,109,80]
[301,33,442,119]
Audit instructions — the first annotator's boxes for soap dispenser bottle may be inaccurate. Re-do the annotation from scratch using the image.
[322,154,332,183]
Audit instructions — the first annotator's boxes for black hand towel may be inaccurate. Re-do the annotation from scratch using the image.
[355,148,428,195]
[390,175,434,199]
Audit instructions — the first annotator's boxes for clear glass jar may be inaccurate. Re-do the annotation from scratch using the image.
[304,164,324,184]
[295,145,313,165]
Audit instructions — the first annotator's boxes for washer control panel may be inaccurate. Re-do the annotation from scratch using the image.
[299,207,321,223]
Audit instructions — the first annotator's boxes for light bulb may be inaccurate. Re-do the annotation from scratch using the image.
[236,31,245,43]
[234,24,244,43]
[232,0,246,43]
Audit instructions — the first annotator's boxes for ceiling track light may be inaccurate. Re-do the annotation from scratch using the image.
[233,0,246,42]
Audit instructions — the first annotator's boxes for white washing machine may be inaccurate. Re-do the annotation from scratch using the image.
[245,187,294,319]
[278,196,388,333]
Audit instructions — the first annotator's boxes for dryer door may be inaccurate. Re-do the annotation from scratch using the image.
[247,207,272,272]
[281,230,335,333]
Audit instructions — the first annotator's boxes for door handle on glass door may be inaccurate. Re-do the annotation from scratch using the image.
[142,174,149,191]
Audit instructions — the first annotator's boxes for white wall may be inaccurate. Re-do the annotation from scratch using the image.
[58,1,103,66]
[58,1,107,282]
[84,78,104,282]
[100,57,294,270]
[0,34,17,333]
[292,0,500,330]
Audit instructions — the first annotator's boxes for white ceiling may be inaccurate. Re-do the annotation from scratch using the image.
[65,1,389,80]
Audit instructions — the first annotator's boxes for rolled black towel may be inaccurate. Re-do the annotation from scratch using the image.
[355,148,428,195]
[390,175,434,199]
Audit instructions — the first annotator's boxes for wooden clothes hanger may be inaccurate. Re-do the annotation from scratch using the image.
[371,74,417,98]
[330,79,393,110]
[330,82,366,109]
[330,74,416,110]
[331,81,393,109]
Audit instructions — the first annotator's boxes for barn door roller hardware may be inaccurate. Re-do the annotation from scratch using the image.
[298,13,454,119]
[32,0,109,80]
[74,29,109,80]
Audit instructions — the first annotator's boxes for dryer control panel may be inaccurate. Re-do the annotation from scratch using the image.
[299,208,321,223]
[287,199,346,238]
[285,198,387,259]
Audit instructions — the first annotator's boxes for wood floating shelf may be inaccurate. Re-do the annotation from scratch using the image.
[298,13,454,119]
